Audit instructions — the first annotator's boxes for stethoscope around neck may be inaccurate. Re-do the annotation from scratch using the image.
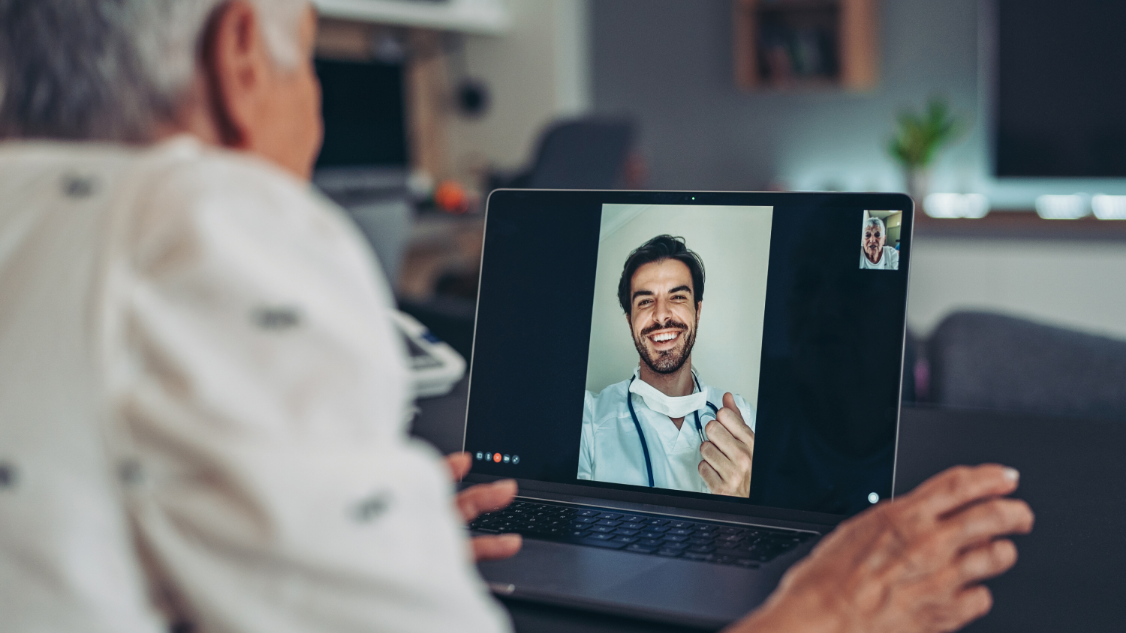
[626,373,719,488]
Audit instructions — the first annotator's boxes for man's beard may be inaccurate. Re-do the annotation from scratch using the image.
[633,317,696,375]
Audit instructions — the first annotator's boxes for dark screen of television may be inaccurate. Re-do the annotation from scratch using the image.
[995,0,1126,178]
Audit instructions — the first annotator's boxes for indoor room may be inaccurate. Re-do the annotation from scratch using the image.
[0,1,1121,632]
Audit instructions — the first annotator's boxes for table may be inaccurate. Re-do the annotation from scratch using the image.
[411,398,1126,632]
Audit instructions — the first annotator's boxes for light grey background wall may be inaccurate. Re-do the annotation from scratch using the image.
[584,204,772,402]
[590,0,1126,207]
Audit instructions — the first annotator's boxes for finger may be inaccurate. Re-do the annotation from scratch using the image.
[957,539,1018,585]
[944,498,1034,547]
[455,479,518,522]
[472,534,523,562]
[906,464,1021,518]
[699,440,734,478]
[445,452,472,481]
[698,458,725,491]
[951,585,994,629]
[717,394,755,443]
[704,420,752,470]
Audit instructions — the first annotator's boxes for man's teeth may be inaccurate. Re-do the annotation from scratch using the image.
[651,332,678,342]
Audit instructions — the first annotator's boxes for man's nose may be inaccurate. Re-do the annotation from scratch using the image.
[652,297,673,323]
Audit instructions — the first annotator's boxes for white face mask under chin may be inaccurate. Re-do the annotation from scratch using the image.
[629,376,706,418]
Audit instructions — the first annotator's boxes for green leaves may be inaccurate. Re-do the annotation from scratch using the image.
[887,98,965,169]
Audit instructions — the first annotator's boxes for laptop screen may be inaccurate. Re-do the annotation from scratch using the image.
[464,191,911,518]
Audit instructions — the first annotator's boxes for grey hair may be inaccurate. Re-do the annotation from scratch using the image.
[863,216,886,234]
[0,0,307,142]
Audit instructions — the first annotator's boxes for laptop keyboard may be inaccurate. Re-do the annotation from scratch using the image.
[469,499,815,568]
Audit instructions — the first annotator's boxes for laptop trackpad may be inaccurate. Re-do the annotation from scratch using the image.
[477,539,775,625]
[478,539,665,598]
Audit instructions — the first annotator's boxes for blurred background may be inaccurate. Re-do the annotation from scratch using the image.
[309,0,1126,434]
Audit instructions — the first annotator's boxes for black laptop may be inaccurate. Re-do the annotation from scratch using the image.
[462,190,913,628]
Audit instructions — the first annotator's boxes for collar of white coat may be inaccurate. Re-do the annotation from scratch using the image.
[629,367,708,419]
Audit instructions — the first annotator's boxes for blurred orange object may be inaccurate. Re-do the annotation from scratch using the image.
[434,180,470,214]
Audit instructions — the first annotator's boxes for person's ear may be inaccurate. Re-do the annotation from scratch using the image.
[202,0,273,148]
[696,301,703,322]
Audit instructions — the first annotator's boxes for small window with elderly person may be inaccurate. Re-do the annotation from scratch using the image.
[861,210,903,270]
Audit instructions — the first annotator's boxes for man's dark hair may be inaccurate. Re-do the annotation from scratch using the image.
[617,235,705,314]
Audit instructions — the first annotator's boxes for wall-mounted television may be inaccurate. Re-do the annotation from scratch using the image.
[994,0,1126,178]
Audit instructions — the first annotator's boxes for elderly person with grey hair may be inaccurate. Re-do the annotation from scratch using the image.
[860,216,899,270]
[0,2,1031,633]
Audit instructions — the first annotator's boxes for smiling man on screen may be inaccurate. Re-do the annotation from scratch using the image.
[578,235,756,497]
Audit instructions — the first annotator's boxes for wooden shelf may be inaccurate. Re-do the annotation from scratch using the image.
[914,210,1126,242]
[733,0,878,91]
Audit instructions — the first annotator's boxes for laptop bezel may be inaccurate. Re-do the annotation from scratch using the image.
[462,189,915,529]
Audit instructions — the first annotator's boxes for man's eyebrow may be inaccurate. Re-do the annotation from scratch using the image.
[668,285,692,295]
[632,289,654,301]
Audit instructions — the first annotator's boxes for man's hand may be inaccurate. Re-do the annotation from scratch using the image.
[445,452,523,562]
[698,392,755,497]
[731,464,1035,633]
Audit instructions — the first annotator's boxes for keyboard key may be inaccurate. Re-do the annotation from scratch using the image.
[689,537,713,546]
[683,552,715,562]
[567,529,589,538]
[656,548,683,557]
[638,531,664,539]
[626,544,657,553]
[587,532,615,540]
[620,522,646,530]
[642,525,669,533]
[646,518,669,526]
[581,537,627,549]
[639,538,663,547]
[687,545,715,553]
[577,510,600,517]
[614,529,639,536]
[612,536,638,544]
[621,515,647,523]
[595,519,621,527]
[663,534,688,542]
[573,517,598,524]
[659,541,687,550]
[669,521,694,529]
[599,513,622,520]
[666,528,693,536]
[590,526,615,533]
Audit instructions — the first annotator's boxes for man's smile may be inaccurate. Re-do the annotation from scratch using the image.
[647,329,683,348]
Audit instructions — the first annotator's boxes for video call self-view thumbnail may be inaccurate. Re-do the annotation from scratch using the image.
[576,204,902,498]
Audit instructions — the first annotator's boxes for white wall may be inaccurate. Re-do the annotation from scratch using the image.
[907,238,1126,341]
[585,205,773,404]
[446,0,591,181]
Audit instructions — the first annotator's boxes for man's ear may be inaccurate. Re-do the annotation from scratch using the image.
[696,301,703,322]
[201,0,272,148]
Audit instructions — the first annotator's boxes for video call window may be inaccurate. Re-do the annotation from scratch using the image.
[860,210,902,270]
[577,204,772,498]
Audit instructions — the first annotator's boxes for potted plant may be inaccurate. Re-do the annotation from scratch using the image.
[887,98,964,209]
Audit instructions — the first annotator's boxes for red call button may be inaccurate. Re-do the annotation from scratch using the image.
[493,453,502,463]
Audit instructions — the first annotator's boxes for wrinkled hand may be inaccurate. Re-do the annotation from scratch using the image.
[730,464,1035,633]
[445,452,523,562]
[698,393,755,497]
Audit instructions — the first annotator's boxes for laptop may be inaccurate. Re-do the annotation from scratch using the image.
[461,190,913,628]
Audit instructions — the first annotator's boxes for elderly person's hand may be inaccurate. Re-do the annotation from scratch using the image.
[699,392,754,497]
[729,464,1034,633]
[445,452,523,562]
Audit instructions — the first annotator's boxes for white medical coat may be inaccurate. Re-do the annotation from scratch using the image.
[577,371,755,494]
[0,137,508,633]
[860,246,899,270]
